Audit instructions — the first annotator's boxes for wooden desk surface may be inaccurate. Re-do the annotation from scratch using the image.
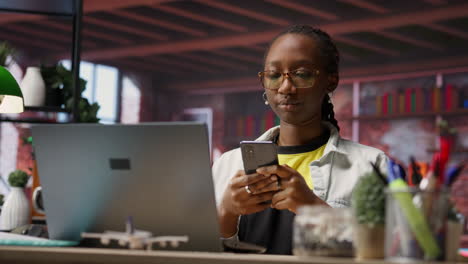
[0,246,465,264]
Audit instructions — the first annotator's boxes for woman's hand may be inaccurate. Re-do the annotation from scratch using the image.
[218,170,280,237]
[256,164,329,214]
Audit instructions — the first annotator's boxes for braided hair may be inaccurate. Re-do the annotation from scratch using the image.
[265,24,340,131]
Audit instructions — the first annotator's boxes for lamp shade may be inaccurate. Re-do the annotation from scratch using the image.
[0,65,24,113]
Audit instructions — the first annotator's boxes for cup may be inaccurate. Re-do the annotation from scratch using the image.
[32,186,45,214]
[293,205,354,257]
[385,187,449,261]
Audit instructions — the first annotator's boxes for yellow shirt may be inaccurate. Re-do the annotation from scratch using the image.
[275,131,330,190]
[278,144,326,189]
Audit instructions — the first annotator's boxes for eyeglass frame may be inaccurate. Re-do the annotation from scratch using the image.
[258,69,321,90]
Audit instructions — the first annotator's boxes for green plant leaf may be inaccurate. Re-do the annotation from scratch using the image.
[8,170,29,188]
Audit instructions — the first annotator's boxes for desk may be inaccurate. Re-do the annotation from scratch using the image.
[0,246,466,264]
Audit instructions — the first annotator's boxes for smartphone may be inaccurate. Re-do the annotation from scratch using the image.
[240,141,278,174]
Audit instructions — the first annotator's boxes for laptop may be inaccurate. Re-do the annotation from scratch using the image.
[32,122,222,252]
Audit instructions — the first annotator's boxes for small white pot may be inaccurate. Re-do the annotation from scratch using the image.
[20,67,46,107]
[0,187,31,230]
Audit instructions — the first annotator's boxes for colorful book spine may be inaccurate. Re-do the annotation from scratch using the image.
[451,85,458,111]
[397,91,404,114]
[376,95,382,115]
[444,84,453,111]
[414,87,423,113]
[411,89,416,113]
[274,115,280,126]
[388,93,393,114]
[392,90,398,115]
[265,111,275,130]
[405,88,412,113]
[237,117,244,137]
[245,116,254,137]
[425,87,432,112]
[382,93,388,115]
[433,86,441,112]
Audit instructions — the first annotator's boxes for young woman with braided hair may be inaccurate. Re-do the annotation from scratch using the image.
[212,25,388,254]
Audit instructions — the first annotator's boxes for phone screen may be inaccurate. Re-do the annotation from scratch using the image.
[240,141,278,174]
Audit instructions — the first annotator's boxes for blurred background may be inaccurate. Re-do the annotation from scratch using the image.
[0,0,467,245]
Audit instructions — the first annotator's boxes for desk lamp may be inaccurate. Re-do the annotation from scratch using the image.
[0,65,24,113]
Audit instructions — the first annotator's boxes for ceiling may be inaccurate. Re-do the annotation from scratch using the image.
[2,0,468,93]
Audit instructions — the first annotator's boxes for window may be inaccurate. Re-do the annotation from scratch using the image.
[61,60,119,123]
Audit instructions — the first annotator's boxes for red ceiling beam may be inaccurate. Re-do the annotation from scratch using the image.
[0,31,63,51]
[195,0,289,26]
[39,20,133,45]
[174,53,251,71]
[0,14,45,24]
[421,0,448,5]
[341,55,468,79]
[339,52,359,61]
[425,23,468,40]
[75,3,468,60]
[171,55,468,94]
[145,56,220,73]
[246,45,268,52]
[264,0,339,21]
[322,2,468,34]
[80,30,280,60]
[114,59,178,74]
[210,50,261,64]
[337,0,390,14]
[5,24,98,48]
[83,0,177,12]
[334,36,399,56]
[151,4,247,32]
[0,0,177,24]
[107,9,206,37]
[373,30,443,51]
[85,16,168,41]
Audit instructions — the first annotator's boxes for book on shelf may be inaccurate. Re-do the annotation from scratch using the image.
[382,93,388,115]
[444,84,453,111]
[245,116,254,137]
[376,95,382,115]
[398,90,404,114]
[415,87,424,113]
[405,88,412,113]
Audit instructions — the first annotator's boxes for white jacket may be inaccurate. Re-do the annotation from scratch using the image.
[212,122,388,208]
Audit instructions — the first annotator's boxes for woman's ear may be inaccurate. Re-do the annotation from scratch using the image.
[326,74,339,93]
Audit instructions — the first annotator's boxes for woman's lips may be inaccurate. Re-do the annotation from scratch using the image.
[278,102,300,111]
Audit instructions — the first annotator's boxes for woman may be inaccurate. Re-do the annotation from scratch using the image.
[212,25,388,255]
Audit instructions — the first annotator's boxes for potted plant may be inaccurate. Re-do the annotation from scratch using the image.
[0,41,16,67]
[0,170,31,230]
[351,170,386,259]
[41,63,100,122]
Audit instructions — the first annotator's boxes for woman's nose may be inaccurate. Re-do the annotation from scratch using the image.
[277,75,297,94]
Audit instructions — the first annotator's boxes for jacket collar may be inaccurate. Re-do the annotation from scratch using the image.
[255,121,348,156]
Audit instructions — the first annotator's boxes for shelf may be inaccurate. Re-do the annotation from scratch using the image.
[346,108,468,121]
[426,147,468,153]
[0,117,70,124]
[24,106,69,113]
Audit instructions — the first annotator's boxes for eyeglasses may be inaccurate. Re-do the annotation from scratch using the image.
[258,69,320,90]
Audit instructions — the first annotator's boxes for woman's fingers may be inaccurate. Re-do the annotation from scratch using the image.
[256,164,297,180]
[271,197,293,211]
[231,170,269,188]
[246,175,279,194]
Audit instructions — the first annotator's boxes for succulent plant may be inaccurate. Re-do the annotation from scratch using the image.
[0,41,16,67]
[352,171,386,227]
[8,170,29,188]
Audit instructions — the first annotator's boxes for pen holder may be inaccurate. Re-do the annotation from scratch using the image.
[385,187,450,261]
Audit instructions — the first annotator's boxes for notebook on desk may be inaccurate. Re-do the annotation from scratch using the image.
[32,122,222,252]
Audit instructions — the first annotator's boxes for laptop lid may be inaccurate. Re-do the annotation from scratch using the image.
[32,122,222,252]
